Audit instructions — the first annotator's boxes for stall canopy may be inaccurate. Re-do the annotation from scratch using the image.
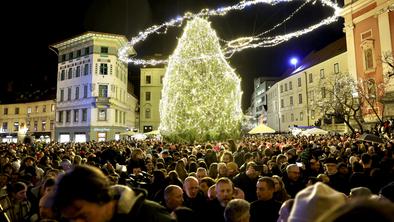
[248,124,276,134]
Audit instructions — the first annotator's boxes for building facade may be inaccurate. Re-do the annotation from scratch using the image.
[342,0,394,119]
[266,38,348,132]
[0,100,56,142]
[249,77,278,124]
[52,32,138,142]
[140,67,166,132]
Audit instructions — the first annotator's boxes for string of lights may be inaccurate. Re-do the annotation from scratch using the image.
[118,0,342,66]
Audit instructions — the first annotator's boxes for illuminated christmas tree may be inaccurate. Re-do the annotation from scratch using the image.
[159,17,243,142]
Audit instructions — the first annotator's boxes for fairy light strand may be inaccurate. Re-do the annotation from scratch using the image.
[118,0,342,66]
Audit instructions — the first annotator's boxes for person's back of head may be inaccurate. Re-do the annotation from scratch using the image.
[50,165,113,211]
[224,199,250,222]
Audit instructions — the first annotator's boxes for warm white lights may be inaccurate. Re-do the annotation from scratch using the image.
[159,17,243,142]
[118,0,342,66]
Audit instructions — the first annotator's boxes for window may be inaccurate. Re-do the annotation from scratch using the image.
[50,120,54,130]
[160,76,164,84]
[74,109,79,122]
[67,88,71,101]
[98,109,107,121]
[15,108,19,115]
[97,132,106,142]
[309,73,313,83]
[298,93,303,104]
[3,108,7,115]
[84,85,88,98]
[334,63,339,74]
[68,68,72,79]
[35,106,38,113]
[66,110,71,123]
[146,75,151,84]
[42,121,46,131]
[60,89,64,102]
[289,81,292,90]
[281,99,284,108]
[309,90,314,101]
[291,113,294,122]
[364,48,374,70]
[82,109,87,122]
[320,69,325,79]
[58,111,63,123]
[2,122,8,131]
[43,105,46,113]
[290,96,293,106]
[300,112,304,121]
[285,83,288,91]
[99,85,108,97]
[76,66,80,77]
[298,78,302,87]
[101,47,109,54]
[280,85,283,93]
[84,47,90,55]
[69,52,73,60]
[61,70,65,80]
[14,122,19,131]
[321,87,326,98]
[145,91,151,101]
[61,54,66,62]
[281,115,285,123]
[84,64,89,75]
[34,121,38,131]
[27,107,32,114]
[100,63,108,75]
[51,104,55,111]
[145,108,151,119]
[75,87,79,100]
[77,49,81,57]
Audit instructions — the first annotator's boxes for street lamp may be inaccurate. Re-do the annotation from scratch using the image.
[290,57,298,69]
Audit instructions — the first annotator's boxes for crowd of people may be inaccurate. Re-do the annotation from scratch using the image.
[0,132,393,222]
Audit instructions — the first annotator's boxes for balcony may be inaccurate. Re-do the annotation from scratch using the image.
[93,96,111,107]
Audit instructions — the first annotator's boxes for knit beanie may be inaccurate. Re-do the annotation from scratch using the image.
[288,182,347,222]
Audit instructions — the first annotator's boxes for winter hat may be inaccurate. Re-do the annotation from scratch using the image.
[288,182,347,222]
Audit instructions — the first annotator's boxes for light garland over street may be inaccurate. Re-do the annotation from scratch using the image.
[118,0,342,66]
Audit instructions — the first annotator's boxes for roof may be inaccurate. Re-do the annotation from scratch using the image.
[283,37,347,77]
[51,31,129,49]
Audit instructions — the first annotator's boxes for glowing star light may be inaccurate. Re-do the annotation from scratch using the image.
[118,0,342,66]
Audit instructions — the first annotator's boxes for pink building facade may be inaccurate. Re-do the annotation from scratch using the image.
[342,0,394,120]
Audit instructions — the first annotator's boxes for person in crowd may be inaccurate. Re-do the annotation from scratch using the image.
[196,167,208,183]
[182,176,206,214]
[271,175,290,203]
[233,162,260,202]
[5,181,32,222]
[250,177,282,222]
[220,151,234,164]
[48,165,174,222]
[282,164,304,198]
[224,199,250,222]
[164,185,184,212]
[207,177,234,222]
[200,177,216,199]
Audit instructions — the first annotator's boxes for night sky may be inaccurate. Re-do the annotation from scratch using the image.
[2,0,344,110]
